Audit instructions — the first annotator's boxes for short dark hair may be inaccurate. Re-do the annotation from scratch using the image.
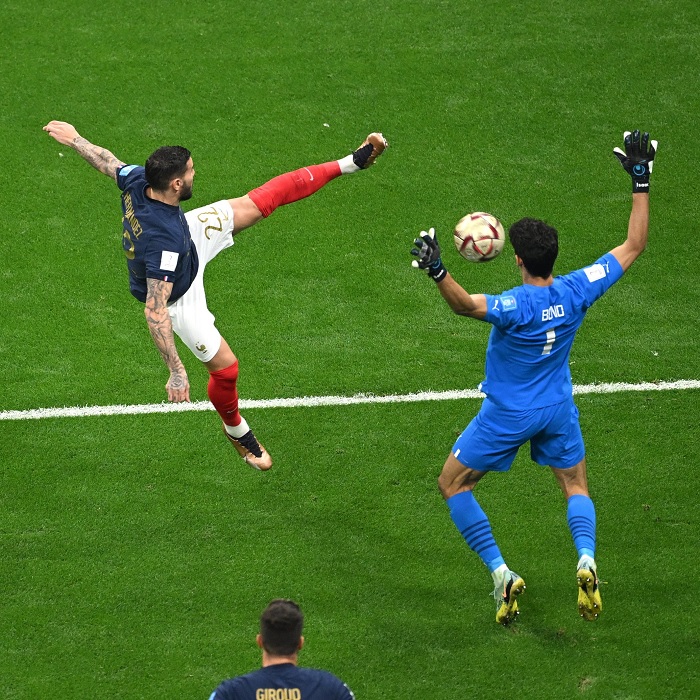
[260,599,304,655]
[145,145,191,191]
[508,217,559,278]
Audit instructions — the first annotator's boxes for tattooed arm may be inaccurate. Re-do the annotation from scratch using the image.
[145,277,190,403]
[43,121,126,181]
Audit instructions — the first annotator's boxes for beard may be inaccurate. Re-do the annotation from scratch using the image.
[179,182,193,201]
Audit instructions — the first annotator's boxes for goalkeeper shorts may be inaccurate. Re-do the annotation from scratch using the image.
[452,396,585,472]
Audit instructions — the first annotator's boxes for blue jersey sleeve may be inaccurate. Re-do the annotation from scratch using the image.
[143,230,185,282]
[483,290,525,330]
[116,164,143,192]
[563,252,624,309]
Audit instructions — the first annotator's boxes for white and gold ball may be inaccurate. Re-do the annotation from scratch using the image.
[453,212,505,262]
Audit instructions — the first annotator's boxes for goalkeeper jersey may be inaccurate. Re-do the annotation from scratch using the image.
[479,252,624,409]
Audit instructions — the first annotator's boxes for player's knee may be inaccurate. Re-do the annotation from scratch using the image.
[437,474,448,499]
[206,339,237,373]
[438,470,459,500]
[551,460,588,498]
[230,194,266,229]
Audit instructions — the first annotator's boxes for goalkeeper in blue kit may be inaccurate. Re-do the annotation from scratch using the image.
[411,131,657,624]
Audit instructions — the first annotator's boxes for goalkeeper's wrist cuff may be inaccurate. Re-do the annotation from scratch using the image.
[428,260,447,283]
[632,180,650,194]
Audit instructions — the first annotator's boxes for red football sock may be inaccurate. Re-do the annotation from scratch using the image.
[248,161,342,218]
[208,360,241,427]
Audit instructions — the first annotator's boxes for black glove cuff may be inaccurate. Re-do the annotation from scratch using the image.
[428,261,447,283]
[632,180,650,193]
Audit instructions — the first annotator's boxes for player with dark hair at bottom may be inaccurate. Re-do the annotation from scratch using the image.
[209,599,355,700]
[411,130,657,624]
[43,121,387,470]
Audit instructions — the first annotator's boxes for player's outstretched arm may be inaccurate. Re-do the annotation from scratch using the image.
[43,120,126,182]
[610,194,649,273]
[437,272,488,318]
[144,278,190,403]
[410,227,487,318]
[610,130,657,272]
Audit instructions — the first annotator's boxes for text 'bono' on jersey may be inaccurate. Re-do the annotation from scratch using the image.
[479,253,624,409]
[117,165,199,304]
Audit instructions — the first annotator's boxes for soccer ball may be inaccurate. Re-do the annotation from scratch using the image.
[453,212,505,262]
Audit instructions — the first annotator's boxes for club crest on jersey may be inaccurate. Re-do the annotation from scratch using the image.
[542,304,565,321]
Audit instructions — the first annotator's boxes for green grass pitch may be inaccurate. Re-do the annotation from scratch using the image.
[2,0,700,698]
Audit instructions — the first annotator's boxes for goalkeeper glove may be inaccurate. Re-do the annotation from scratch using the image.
[613,130,658,193]
[411,227,447,282]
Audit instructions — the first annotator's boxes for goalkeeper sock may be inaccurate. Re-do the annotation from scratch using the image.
[567,494,596,559]
[208,360,245,430]
[447,491,506,573]
[247,161,342,218]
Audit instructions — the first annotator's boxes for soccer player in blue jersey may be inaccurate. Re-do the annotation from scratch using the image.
[209,599,355,700]
[411,130,657,624]
[43,120,387,470]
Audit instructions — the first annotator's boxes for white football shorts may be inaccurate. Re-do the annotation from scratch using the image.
[167,200,235,363]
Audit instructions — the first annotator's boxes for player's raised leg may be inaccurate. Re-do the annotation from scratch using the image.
[551,459,602,620]
[439,453,525,625]
[230,133,388,231]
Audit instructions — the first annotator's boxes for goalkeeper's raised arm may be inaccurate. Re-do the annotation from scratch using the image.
[610,130,657,272]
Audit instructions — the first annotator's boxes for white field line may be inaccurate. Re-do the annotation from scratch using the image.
[1,380,699,422]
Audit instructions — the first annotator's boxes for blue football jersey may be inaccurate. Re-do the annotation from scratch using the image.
[116,165,198,303]
[479,252,624,409]
[209,663,355,700]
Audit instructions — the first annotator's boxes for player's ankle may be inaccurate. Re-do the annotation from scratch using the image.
[338,154,359,174]
[491,563,509,587]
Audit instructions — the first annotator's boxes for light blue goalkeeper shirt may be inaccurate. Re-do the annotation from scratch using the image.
[479,252,624,409]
